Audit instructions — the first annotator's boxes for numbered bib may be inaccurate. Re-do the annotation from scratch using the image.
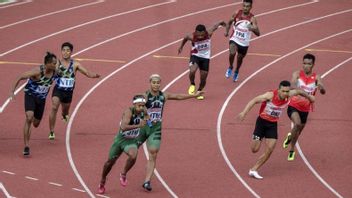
[121,128,140,139]
[35,85,50,94]
[58,78,75,88]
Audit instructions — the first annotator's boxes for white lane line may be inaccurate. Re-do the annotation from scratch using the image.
[2,171,15,175]
[0,182,12,198]
[48,182,63,187]
[217,29,352,197]
[0,0,176,57]
[72,188,86,192]
[25,176,39,181]
[0,0,16,6]
[0,0,105,29]
[96,194,110,198]
[0,0,31,9]
[294,57,352,198]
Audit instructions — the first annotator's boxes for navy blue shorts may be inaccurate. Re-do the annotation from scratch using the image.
[252,116,278,140]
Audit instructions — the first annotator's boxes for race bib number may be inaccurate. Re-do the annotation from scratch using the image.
[235,29,247,40]
[58,78,75,88]
[121,128,140,139]
[269,110,281,118]
[35,85,49,94]
[148,108,162,122]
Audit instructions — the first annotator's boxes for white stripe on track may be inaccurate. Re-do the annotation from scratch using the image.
[0,0,105,29]
[0,0,31,9]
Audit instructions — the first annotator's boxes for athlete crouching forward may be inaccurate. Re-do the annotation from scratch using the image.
[98,95,149,194]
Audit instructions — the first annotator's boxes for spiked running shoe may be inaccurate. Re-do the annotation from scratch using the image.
[188,85,195,95]
[248,170,263,179]
[288,151,295,161]
[225,68,232,78]
[120,173,127,187]
[23,146,30,156]
[98,183,105,194]
[62,114,69,123]
[48,131,55,140]
[283,132,292,148]
[196,95,204,100]
[142,181,152,191]
[233,72,239,82]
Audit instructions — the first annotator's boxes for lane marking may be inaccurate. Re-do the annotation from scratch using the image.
[217,29,352,197]
[0,0,31,9]
[294,57,352,198]
[0,0,16,6]
[2,171,15,175]
[25,176,39,181]
[305,48,352,54]
[0,0,177,57]
[96,194,110,198]
[0,182,12,198]
[48,182,63,187]
[0,0,105,29]
[153,52,281,60]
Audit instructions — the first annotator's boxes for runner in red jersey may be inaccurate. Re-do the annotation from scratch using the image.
[178,21,226,100]
[224,0,260,82]
[283,53,326,161]
[238,80,315,179]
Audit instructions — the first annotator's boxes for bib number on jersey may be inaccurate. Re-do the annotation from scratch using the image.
[121,128,140,139]
[35,85,50,94]
[58,78,75,88]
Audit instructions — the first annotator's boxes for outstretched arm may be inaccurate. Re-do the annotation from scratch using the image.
[208,21,226,36]
[165,90,204,100]
[9,69,40,100]
[224,14,235,37]
[249,16,260,36]
[290,89,315,103]
[178,34,192,54]
[316,75,326,94]
[76,61,100,78]
[238,92,273,121]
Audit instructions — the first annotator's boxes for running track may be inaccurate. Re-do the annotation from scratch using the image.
[0,0,351,197]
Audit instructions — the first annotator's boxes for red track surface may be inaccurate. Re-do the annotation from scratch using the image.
[1,0,351,197]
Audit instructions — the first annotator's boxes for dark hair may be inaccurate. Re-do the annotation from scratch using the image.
[279,80,291,88]
[195,24,206,32]
[44,52,57,64]
[303,53,315,64]
[244,0,253,4]
[61,42,73,51]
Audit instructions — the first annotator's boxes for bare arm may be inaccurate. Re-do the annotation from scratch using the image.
[249,16,260,36]
[208,21,226,36]
[291,71,299,88]
[238,92,273,121]
[9,68,40,100]
[120,108,146,131]
[224,14,235,37]
[289,89,315,103]
[178,34,192,54]
[75,61,100,78]
[316,75,326,95]
[165,90,204,100]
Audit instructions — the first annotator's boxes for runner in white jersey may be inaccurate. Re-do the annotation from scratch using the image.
[48,42,100,140]
[178,22,226,100]
[238,80,315,179]
[224,0,260,82]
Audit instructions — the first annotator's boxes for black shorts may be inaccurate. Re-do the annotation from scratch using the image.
[52,86,73,103]
[252,116,278,140]
[189,55,210,71]
[229,40,249,56]
[24,93,46,120]
[287,106,309,124]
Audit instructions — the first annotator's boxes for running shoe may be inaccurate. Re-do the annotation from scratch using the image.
[62,114,69,123]
[98,183,105,194]
[142,181,152,191]
[248,170,263,179]
[120,173,127,187]
[188,85,195,95]
[233,72,239,82]
[23,146,30,156]
[48,131,55,140]
[196,95,204,100]
[225,68,232,78]
[283,132,292,148]
[288,151,295,161]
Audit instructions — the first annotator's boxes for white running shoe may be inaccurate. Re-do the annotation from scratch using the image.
[248,170,263,179]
